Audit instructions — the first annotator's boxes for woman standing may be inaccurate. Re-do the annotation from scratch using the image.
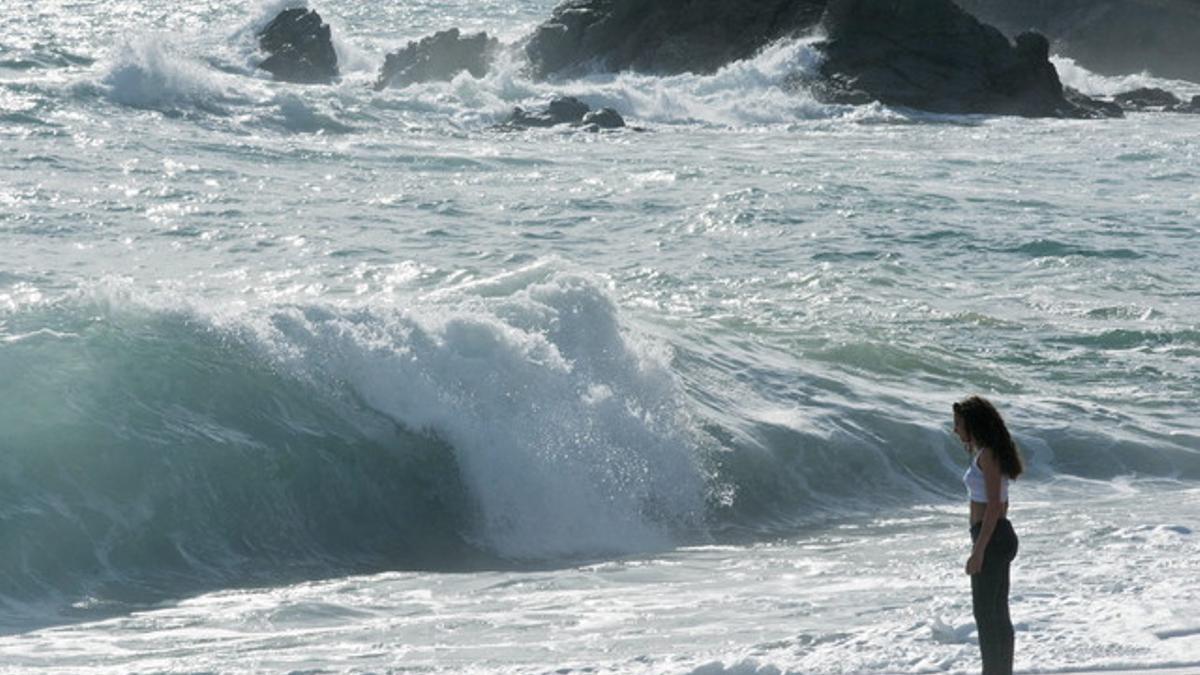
[954,396,1023,675]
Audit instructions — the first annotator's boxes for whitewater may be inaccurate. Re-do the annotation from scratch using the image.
[1,0,1199,673]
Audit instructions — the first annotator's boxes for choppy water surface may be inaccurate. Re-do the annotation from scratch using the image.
[2,0,1199,672]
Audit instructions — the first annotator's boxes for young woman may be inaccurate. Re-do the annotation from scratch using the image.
[954,395,1023,675]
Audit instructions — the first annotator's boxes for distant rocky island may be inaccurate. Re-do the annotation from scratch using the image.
[953,0,1200,85]
[254,0,1200,123]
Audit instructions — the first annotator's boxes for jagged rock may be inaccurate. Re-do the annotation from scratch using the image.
[257,8,338,84]
[814,0,1104,118]
[953,0,1200,84]
[581,108,625,129]
[1064,88,1124,119]
[499,96,626,130]
[1113,87,1183,111]
[523,0,825,78]
[375,28,499,91]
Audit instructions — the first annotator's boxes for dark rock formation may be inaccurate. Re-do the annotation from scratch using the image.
[1063,88,1124,119]
[508,96,590,127]
[953,0,1200,84]
[582,108,625,129]
[1177,95,1200,114]
[814,0,1115,118]
[375,28,499,91]
[1113,87,1183,111]
[523,0,825,78]
[500,96,626,130]
[257,8,338,84]
[1106,89,1200,115]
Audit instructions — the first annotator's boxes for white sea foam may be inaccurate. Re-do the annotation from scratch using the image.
[375,35,846,128]
[84,12,856,131]
[96,36,251,111]
[4,484,1195,673]
[559,37,834,126]
[1052,55,1200,99]
[242,267,710,559]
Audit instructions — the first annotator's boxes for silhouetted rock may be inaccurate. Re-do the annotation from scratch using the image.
[257,8,338,84]
[499,96,626,130]
[1178,95,1200,114]
[954,0,1200,84]
[814,0,1104,118]
[523,0,825,78]
[1113,87,1183,111]
[1064,88,1124,119]
[1106,87,1200,115]
[375,28,499,91]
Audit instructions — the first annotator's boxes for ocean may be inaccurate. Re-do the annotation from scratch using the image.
[1,0,1199,672]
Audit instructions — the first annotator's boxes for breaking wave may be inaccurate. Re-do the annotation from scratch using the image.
[4,266,1197,610]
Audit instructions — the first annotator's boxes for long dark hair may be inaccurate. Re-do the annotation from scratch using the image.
[954,395,1024,480]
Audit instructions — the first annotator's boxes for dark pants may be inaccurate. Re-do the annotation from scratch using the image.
[970,518,1018,675]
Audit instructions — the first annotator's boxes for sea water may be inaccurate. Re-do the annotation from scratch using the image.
[1,1,1199,673]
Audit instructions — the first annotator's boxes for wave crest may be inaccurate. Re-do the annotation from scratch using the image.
[96,37,247,112]
[0,270,711,606]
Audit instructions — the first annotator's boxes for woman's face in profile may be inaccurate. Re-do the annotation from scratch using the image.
[953,413,972,451]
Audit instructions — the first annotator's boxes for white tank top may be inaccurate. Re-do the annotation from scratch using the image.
[964,451,1009,503]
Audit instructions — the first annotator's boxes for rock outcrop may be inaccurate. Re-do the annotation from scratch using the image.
[251,0,1162,122]
[375,28,499,91]
[953,0,1200,84]
[523,0,825,78]
[1178,95,1200,114]
[1113,87,1182,112]
[499,96,626,130]
[813,0,1117,118]
[257,8,339,84]
[1107,88,1200,114]
[1063,88,1124,119]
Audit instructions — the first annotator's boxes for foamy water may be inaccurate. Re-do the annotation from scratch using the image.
[2,0,1199,672]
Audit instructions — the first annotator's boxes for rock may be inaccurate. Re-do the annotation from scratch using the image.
[1113,87,1183,111]
[500,96,626,130]
[523,0,825,78]
[814,0,1101,118]
[257,8,339,84]
[1013,31,1049,64]
[503,96,591,128]
[1177,95,1200,114]
[581,108,625,129]
[953,0,1200,84]
[375,28,499,91]
[1064,87,1124,119]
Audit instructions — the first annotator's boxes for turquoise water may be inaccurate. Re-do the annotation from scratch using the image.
[2,0,1199,672]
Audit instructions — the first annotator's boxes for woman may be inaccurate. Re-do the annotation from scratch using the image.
[954,395,1023,675]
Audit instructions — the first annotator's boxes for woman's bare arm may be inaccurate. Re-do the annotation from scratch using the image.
[967,449,1005,575]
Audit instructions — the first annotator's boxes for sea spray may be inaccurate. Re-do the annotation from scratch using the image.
[0,270,713,603]
[97,37,248,113]
[1052,55,1200,99]
[390,35,840,128]
[86,26,850,130]
[251,268,713,559]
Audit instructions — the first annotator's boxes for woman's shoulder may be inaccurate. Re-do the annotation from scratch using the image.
[976,447,1002,471]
